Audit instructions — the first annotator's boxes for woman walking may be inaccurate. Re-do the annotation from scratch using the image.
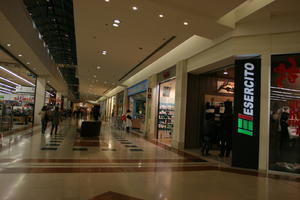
[50,107,61,135]
[39,106,49,134]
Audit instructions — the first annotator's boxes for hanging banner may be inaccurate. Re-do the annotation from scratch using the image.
[233,58,261,169]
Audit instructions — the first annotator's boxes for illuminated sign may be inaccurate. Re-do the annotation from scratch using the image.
[233,58,261,169]
[237,62,255,136]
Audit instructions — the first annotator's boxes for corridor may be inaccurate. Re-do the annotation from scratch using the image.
[0,120,299,200]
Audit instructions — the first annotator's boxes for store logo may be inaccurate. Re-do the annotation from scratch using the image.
[273,57,299,88]
[238,114,253,136]
[238,62,255,136]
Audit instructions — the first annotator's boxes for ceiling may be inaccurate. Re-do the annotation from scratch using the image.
[0,49,36,88]
[74,0,247,100]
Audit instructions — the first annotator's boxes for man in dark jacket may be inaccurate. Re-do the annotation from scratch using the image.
[219,101,233,157]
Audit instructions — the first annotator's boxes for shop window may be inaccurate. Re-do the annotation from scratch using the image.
[269,53,300,174]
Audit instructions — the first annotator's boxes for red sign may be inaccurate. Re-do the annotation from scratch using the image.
[273,57,300,87]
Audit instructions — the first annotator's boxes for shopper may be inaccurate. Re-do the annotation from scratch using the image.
[92,105,100,121]
[39,106,49,134]
[50,107,61,135]
[125,110,132,133]
[202,113,215,156]
[219,101,233,157]
[279,108,290,158]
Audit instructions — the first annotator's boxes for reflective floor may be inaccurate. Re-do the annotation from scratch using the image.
[0,119,299,200]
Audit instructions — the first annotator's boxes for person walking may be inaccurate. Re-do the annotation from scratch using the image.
[219,101,233,157]
[125,110,132,133]
[50,107,61,135]
[39,106,49,134]
[202,113,215,156]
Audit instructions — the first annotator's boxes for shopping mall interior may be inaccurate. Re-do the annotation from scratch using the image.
[0,0,300,199]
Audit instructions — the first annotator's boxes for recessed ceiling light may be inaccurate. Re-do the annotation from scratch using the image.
[18,54,22,57]
[27,62,30,65]
[93,75,97,78]
[132,6,138,10]
[159,14,164,18]
[114,19,121,24]
[183,22,189,26]
[101,50,107,55]
[97,66,101,70]
[105,0,110,2]
[113,23,119,27]
[7,44,11,47]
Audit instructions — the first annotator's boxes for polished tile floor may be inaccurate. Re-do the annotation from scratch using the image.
[0,119,299,200]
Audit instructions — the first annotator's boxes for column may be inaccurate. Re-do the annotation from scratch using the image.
[63,97,68,109]
[34,77,46,125]
[172,60,188,149]
[144,75,158,139]
[259,53,271,171]
[56,92,62,107]
[122,89,128,114]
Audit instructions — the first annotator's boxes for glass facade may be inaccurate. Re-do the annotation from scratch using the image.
[0,49,36,133]
[269,53,300,174]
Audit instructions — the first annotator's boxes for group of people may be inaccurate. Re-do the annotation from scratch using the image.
[202,101,233,157]
[39,106,62,135]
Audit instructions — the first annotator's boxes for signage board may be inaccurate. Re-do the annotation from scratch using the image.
[15,86,35,93]
[233,58,261,169]
[127,80,148,96]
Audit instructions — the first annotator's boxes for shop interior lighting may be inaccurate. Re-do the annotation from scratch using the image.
[271,86,300,93]
[114,19,121,24]
[223,69,228,75]
[0,89,12,94]
[0,82,15,89]
[0,76,21,86]
[0,86,13,92]
[26,62,30,65]
[0,66,35,86]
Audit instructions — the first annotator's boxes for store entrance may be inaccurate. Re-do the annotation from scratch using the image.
[186,65,235,164]
[157,78,176,146]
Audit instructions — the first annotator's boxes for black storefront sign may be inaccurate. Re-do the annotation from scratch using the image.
[233,58,261,169]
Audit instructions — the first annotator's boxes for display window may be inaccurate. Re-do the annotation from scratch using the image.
[0,49,36,133]
[128,92,146,132]
[157,78,176,145]
[269,53,300,174]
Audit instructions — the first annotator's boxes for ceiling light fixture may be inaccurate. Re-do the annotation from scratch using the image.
[105,0,110,2]
[224,69,229,75]
[97,66,101,70]
[132,6,138,10]
[159,14,164,18]
[101,50,107,55]
[27,62,30,65]
[0,76,21,86]
[0,89,12,94]
[7,44,11,47]
[113,23,119,27]
[183,22,189,26]
[0,82,15,89]
[114,19,121,24]
[18,54,22,57]
[0,86,13,92]
[0,66,35,86]
[93,75,97,78]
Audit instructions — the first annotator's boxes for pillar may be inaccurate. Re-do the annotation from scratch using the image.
[56,92,62,107]
[34,77,46,125]
[144,75,158,139]
[259,53,271,171]
[172,60,188,149]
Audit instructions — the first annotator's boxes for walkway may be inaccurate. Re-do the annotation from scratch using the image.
[0,119,299,200]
